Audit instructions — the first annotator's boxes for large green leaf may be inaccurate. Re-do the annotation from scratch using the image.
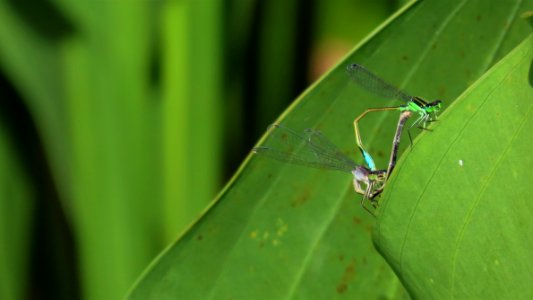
[375,34,533,298]
[128,1,533,298]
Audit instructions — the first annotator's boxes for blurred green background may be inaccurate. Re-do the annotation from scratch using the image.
[0,0,402,299]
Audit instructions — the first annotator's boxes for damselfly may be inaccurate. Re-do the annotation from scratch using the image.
[253,124,388,215]
[346,64,442,170]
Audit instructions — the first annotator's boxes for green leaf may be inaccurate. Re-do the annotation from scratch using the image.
[128,1,533,298]
[374,34,533,299]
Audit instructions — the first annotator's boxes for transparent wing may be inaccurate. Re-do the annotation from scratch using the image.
[302,128,356,167]
[346,63,413,103]
[253,124,357,173]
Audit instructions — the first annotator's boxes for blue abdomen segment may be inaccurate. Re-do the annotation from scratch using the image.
[362,150,376,171]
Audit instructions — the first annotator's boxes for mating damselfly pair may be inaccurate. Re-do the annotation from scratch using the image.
[253,64,443,215]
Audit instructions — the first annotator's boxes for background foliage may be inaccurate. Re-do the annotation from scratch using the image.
[0,0,394,299]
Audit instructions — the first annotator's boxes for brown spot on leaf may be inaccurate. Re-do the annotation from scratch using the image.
[291,190,310,207]
[336,283,347,294]
[197,235,203,241]
[336,259,356,294]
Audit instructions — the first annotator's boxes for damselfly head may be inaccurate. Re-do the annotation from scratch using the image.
[431,99,442,108]
[427,99,442,113]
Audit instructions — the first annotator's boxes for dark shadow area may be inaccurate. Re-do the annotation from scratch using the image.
[222,0,261,179]
[241,2,261,151]
[6,0,74,40]
[222,0,315,180]
[148,3,164,92]
[292,0,314,99]
[0,72,80,300]
[149,35,162,91]
[529,57,533,88]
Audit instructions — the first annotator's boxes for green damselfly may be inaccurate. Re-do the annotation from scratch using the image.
[346,64,442,170]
